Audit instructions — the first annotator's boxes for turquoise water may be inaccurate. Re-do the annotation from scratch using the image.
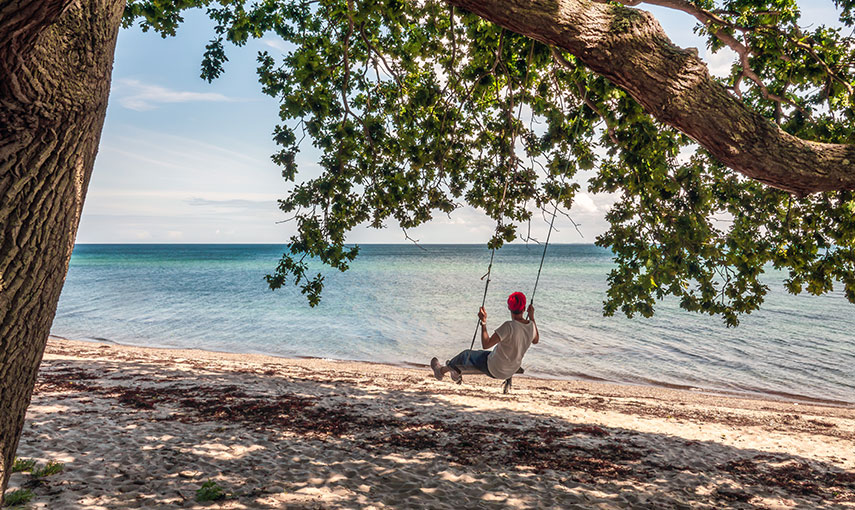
[53,244,854,404]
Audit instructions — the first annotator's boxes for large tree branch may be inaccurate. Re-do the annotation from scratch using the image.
[615,0,810,115]
[632,1,852,99]
[445,0,855,195]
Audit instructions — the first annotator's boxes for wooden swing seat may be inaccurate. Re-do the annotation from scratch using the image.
[450,366,524,394]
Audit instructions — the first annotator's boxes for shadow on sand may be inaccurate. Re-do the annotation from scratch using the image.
[13,349,855,509]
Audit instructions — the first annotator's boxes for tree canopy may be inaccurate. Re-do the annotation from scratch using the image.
[124,0,855,326]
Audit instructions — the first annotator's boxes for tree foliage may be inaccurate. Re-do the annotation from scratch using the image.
[123,0,855,325]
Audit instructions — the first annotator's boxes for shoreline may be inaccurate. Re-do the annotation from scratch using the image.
[50,334,854,409]
[10,337,855,509]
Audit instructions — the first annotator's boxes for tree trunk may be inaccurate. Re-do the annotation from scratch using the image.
[0,0,124,499]
[448,0,855,195]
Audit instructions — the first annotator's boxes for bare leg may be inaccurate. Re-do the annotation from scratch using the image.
[430,357,444,380]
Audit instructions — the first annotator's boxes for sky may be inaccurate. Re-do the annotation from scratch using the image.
[76,2,837,244]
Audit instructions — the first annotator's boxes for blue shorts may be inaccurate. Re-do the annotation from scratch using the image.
[447,349,493,378]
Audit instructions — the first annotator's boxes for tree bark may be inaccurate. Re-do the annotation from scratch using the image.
[447,0,855,196]
[0,0,124,500]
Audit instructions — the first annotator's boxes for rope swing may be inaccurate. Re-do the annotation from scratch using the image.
[466,202,558,356]
[454,43,585,392]
[459,197,559,394]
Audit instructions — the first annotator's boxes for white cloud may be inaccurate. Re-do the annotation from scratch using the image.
[88,189,279,201]
[572,193,599,214]
[262,38,288,51]
[115,79,238,111]
[186,197,275,209]
[99,126,272,178]
[704,48,737,80]
[100,146,188,171]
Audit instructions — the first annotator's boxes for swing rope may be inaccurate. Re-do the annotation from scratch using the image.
[465,246,496,355]
[459,41,571,375]
[447,52,594,394]
[530,201,558,307]
[464,168,511,360]
[463,36,527,360]
[463,200,559,362]
[459,202,557,385]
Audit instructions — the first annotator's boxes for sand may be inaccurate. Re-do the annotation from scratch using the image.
[5,337,854,509]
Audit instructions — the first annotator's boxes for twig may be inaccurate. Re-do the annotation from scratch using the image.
[402,229,428,251]
[555,207,585,238]
[550,47,620,145]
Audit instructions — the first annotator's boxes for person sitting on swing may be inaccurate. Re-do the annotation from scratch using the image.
[431,291,539,383]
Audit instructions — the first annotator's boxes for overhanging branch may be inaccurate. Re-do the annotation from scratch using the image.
[444,0,855,195]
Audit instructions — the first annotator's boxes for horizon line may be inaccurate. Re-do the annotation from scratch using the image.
[73,241,602,246]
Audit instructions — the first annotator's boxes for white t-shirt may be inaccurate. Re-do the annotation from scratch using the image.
[487,319,537,380]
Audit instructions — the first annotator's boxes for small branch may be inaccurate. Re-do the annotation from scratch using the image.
[784,195,792,236]
[788,27,854,98]
[275,215,298,224]
[402,229,428,251]
[275,206,303,224]
[356,22,403,89]
[551,47,619,145]
[340,0,354,125]
[340,3,378,155]
[520,234,545,245]
[555,207,584,238]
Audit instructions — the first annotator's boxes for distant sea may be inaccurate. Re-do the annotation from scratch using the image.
[53,244,854,405]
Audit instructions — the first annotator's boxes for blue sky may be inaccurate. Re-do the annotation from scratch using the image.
[77,2,836,244]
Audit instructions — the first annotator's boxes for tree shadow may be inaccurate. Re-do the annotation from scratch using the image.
[11,348,855,509]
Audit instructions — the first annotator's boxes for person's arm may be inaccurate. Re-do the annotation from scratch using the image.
[478,307,502,349]
[528,304,540,344]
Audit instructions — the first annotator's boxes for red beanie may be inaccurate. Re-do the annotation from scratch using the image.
[507,292,526,313]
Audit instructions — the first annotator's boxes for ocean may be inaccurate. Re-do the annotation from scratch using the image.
[52,244,854,404]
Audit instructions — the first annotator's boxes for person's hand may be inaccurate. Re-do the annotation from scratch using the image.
[478,306,487,325]
[527,304,535,320]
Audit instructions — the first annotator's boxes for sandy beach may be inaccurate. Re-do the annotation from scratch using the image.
[6,337,854,509]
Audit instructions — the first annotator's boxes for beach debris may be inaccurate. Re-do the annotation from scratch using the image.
[719,457,855,498]
[117,388,156,410]
[713,486,753,502]
[808,419,836,428]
